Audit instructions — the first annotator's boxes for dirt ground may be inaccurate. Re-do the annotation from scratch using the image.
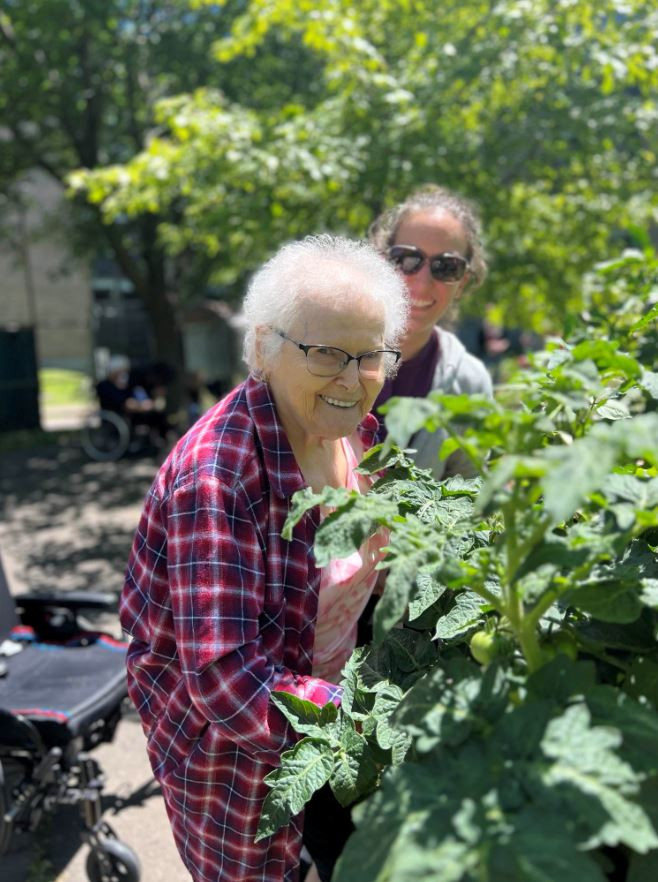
[0,434,192,882]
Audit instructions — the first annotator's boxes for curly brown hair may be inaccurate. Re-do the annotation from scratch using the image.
[368,185,488,291]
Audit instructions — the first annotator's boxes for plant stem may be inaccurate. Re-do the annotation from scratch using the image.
[517,623,545,673]
[526,585,562,630]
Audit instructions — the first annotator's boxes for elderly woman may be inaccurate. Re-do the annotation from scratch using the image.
[119,235,407,882]
[369,184,493,479]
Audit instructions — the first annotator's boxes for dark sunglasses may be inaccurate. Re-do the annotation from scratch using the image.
[388,244,469,282]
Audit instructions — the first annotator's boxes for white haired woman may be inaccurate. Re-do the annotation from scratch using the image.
[119,235,408,882]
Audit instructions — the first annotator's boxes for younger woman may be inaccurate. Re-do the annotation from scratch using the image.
[369,185,493,478]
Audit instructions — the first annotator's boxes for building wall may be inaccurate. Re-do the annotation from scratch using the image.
[0,171,92,372]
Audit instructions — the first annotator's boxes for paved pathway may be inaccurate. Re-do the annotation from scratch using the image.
[0,436,192,882]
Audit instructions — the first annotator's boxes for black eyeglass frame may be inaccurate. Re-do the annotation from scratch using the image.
[387,244,470,282]
[275,330,401,377]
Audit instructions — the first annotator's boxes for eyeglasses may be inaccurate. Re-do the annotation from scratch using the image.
[276,330,401,378]
[388,244,469,282]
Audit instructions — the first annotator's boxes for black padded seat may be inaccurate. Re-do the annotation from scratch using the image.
[0,637,128,747]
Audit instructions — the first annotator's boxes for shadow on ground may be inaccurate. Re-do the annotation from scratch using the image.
[0,435,159,597]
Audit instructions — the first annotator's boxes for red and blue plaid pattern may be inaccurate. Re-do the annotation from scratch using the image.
[120,375,378,882]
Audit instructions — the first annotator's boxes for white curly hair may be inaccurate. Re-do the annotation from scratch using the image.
[242,234,408,374]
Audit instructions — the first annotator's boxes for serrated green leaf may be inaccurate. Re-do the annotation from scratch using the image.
[356,443,420,477]
[369,684,411,762]
[368,628,437,679]
[320,700,338,725]
[565,580,643,623]
[330,726,381,807]
[631,303,658,333]
[394,660,507,752]
[541,437,618,524]
[541,703,658,852]
[313,495,398,566]
[256,738,335,841]
[372,518,442,644]
[283,485,352,540]
[270,692,338,740]
[373,564,416,645]
[611,414,658,465]
[434,590,486,640]
[339,646,368,716]
[586,685,658,774]
[604,474,658,509]
[441,475,482,497]
[576,616,657,652]
[609,502,639,530]
[527,657,597,703]
[488,810,607,882]
[490,700,555,760]
[512,538,591,583]
[334,757,480,882]
[381,395,440,449]
[596,399,631,420]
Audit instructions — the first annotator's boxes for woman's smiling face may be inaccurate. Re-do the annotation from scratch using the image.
[392,208,470,350]
[266,291,387,447]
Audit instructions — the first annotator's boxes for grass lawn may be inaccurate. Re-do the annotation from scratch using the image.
[39,369,92,406]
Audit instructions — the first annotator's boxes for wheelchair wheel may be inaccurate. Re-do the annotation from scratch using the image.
[0,757,28,856]
[0,759,11,855]
[85,837,141,882]
[80,411,131,462]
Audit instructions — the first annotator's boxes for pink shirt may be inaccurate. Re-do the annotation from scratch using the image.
[312,437,387,683]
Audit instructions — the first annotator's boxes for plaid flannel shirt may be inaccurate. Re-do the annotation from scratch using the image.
[120,375,378,882]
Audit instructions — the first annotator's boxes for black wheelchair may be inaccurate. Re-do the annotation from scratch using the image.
[0,552,140,881]
[80,409,132,462]
[80,407,172,462]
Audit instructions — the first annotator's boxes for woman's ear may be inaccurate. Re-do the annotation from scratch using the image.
[253,325,269,379]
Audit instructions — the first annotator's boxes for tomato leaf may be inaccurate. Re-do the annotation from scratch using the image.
[256,738,335,841]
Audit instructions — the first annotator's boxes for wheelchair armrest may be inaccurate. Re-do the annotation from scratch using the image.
[14,592,119,642]
[15,591,117,613]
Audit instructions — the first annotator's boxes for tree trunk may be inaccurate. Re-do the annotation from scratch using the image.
[144,286,186,425]
[102,217,187,429]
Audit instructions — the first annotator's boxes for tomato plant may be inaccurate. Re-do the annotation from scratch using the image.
[258,249,658,881]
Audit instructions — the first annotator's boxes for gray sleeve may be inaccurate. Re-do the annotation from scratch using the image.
[408,346,492,480]
[450,352,493,398]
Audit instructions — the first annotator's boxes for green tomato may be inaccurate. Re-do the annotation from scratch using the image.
[469,630,499,665]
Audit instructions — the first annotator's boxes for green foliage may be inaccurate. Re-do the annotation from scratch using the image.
[259,251,658,877]
[4,1,657,340]
[72,0,658,329]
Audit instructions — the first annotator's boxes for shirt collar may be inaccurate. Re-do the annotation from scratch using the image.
[245,374,379,499]
[245,374,305,499]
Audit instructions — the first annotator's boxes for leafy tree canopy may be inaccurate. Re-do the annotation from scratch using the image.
[73,0,658,330]
[0,1,324,391]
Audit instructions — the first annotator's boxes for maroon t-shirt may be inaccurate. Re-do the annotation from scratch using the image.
[373,332,441,437]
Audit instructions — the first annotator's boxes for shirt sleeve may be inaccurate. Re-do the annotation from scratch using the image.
[165,475,341,765]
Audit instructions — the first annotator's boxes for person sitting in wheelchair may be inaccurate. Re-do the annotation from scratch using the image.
[96,355,169,447]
